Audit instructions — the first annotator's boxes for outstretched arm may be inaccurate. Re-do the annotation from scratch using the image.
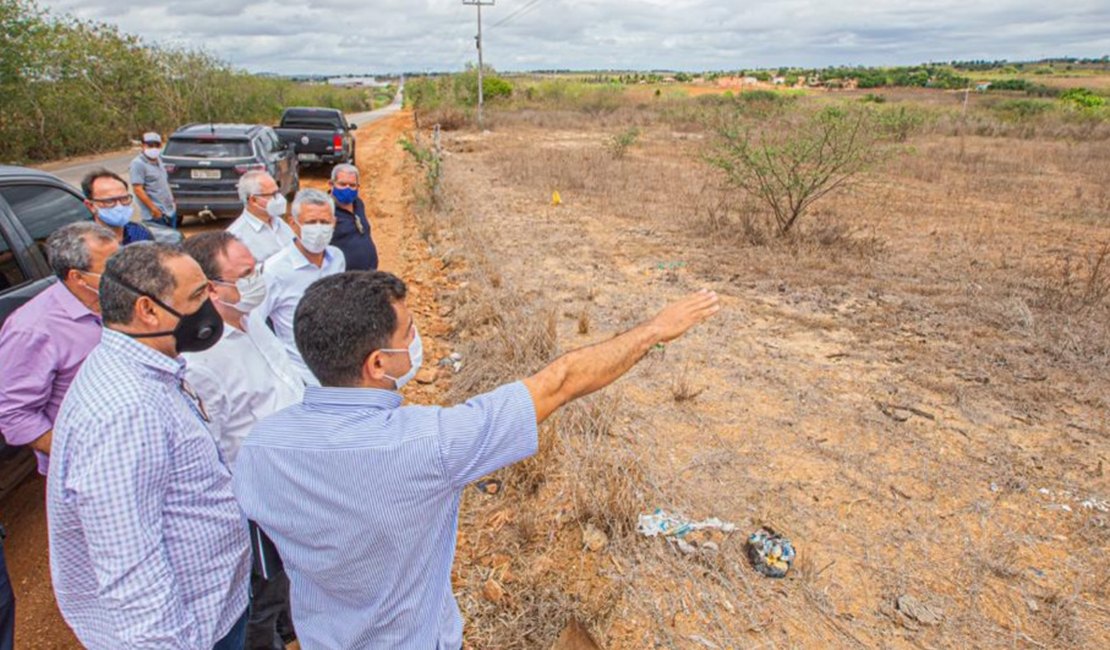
[522,289,720,424]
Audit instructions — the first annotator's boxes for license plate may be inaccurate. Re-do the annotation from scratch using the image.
[191,169,220,180]
[298,153,319,162]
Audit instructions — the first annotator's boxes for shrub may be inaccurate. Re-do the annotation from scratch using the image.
[988,78,1034,92]
[707,106,882,235]
[875,105,928,142]
[604,127,641,160]
[1061,88,1106,109]
[992,98,1055,120]
[0,0,372,162]
[404,68,514,128]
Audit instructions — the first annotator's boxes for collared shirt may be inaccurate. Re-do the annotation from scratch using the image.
[226,209,297,263]
[183,312,304,466]
[233,381,538,649]
[332,197,378,271]
[0,281,101,474]
[128,154,174,221]
[256,243,345,385]
[48,329,251,648]
[122,221,154,245]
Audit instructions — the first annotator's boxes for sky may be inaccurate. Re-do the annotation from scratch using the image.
[39,0,1110,75]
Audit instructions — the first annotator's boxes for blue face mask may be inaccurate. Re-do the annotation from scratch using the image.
[98,205,133,228]
[332,187,358,205]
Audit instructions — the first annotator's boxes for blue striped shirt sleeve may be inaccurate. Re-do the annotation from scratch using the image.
[435,381,539,488]
[66,401,204,648]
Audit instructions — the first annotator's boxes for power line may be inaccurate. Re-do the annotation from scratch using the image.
[489,0,546,30]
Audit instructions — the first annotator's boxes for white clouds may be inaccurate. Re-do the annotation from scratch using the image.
[38,0,1110,74]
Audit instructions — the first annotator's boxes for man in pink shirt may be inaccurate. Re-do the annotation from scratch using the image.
[0,222,118,474]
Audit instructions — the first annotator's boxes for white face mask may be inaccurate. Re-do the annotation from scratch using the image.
[381,329,424,390]
[298,223,334,254]
[265,194,288,220]
[143,147,161,159]
[215,269,267,313]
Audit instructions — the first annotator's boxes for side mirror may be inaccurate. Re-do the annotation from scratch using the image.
[349,124,358,131]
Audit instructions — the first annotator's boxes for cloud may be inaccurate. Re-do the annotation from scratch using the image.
[38,0,1110,74]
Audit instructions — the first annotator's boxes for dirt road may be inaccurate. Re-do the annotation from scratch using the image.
[1,108,427,648]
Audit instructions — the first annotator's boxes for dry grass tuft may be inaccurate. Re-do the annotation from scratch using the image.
[577,307,591,335]
[1035,242,1110,314]
[671,364,706,403]
[559,395,645,541]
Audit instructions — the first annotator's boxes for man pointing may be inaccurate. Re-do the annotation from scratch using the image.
[233,271,719,648]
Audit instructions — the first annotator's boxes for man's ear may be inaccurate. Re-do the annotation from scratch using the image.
[82,200,97,217]
[360,350,388,384]
[65,268,84,285]
[135,295,161,327]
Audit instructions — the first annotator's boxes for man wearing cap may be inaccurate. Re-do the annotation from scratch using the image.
[130,132,177,228]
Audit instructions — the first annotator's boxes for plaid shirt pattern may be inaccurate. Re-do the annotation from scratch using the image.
[47,329,250,648]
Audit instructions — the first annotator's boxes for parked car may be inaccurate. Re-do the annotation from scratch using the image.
[275,107,357,167]
[162,124,299,222]
[0,165,178,494]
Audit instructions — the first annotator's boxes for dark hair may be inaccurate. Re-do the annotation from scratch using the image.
[80,168,128,200]
[294,271,408,387]
[100,242,186,326]
[183,231,238,282]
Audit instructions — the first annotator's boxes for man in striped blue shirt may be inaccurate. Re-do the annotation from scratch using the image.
[233,271,720,648]
[48,243,251,649]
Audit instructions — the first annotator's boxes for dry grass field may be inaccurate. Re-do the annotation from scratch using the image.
[404,83,1110,648]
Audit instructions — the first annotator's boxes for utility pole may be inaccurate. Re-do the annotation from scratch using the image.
[463,0,494,128]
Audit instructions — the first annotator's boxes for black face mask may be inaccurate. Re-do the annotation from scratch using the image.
[107,274,224,353]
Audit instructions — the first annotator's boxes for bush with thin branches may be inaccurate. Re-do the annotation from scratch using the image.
[707,105,882,235]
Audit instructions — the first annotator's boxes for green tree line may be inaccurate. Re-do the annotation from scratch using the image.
[1,0,373,163]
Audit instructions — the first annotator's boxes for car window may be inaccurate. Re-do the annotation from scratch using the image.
[0,184,92,245]
[0,227,28,292]
[280,114,343,130]
[164,139,253,159]
[258,129,277,153]
[265,129,283,152]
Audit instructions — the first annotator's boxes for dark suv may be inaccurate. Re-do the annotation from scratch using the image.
[162,124,299,221]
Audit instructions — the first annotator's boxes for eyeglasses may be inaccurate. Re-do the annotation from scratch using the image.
[91,195,133,208]
[212,268,259,287]
[179,379,211,424]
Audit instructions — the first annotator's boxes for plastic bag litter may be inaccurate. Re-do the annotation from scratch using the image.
[746,529,795,578]
[637,509,737,539]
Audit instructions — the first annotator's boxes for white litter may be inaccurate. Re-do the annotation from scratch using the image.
[637,509,737,538]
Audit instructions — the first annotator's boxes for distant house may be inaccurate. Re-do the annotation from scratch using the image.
[772,76,786,85]
[975,82,992,92]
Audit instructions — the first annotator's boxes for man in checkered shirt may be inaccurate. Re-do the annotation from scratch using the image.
[47,242,250,649]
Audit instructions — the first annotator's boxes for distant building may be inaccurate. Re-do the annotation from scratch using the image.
[975,82,992,92]
[772,76,786,85]
[327,76,389,88]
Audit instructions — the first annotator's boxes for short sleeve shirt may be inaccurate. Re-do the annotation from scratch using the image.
[129,154,174,220]
[233,381,539,649]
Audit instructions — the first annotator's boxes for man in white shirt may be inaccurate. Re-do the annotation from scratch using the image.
[182,231,304,650]
[256,188,345,386]
[226,170,297,263]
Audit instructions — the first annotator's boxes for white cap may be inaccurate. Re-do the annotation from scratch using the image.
[142,131,162,144]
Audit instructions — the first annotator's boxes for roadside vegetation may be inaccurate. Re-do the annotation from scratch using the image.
[0,0,382,163]
[406,66,1110,647]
